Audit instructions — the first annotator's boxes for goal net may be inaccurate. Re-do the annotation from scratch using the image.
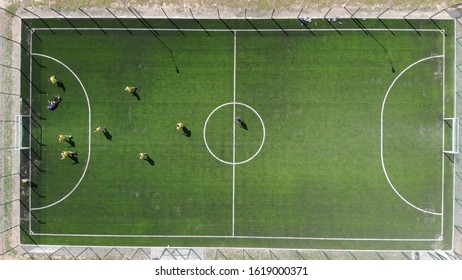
[15,115,31,150]
[443,117,459,154]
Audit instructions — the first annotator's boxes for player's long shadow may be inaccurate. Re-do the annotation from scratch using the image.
[65,138,75,147]
[103,129,113,140]
[131,91,141,101]
[69,154,79,164]
[57,81,66,92]
[182,126,191,137]
[239,121,248,130]
[144,156,155,166]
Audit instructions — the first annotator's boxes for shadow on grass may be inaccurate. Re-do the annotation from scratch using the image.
[103,129,112,140]
[57,81,66,92]
[132,91,141,101]
[239,121,248,130]
[65,138,75,147]
[69,154,79,164]
[182,126,191,137]
[146,156,155,166]
[29,182,45,198]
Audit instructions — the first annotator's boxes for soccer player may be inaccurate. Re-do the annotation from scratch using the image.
[176,123,184,130]
[47,95,62,110]
[60,151,69,160]
[235,116,248,130]
[61,151,76,160]
[125,86,138,94]
[94,126,106,133]
[49,75,58,84]
[58,134,72,143]
[139,153,148,160]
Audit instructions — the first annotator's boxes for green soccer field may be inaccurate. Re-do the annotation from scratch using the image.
[20,18,455,250]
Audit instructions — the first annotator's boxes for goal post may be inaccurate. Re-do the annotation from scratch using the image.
[15,115,31,150]
[443,117,459,154]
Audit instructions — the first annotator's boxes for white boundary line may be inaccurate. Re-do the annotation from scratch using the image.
[381,55,444,216]
[30,27,450,243]
[28,29,33,234]
[30,54,92,211]
[441,31,446,238]
[14,115,19,150]
[31,27,443,32]
[232,30,236,237]
[452,19,457,252]
[29,232,441,242]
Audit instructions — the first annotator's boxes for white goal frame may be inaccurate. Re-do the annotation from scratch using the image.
[15,114,31,150]
[443,117,459,154]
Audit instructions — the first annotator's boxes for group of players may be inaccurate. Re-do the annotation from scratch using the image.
[48,77,181,163]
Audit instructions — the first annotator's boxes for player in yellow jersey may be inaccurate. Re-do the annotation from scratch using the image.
[125,86,138,94]
[49,75,58,84]
[139,153,148,160]
[61,150,76,160]
[94,126,106,132]
[176,122,184,130]
[60,151,69,160]
[58,134,73,143]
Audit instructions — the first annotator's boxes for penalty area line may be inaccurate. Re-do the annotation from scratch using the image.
[30,53,92,211]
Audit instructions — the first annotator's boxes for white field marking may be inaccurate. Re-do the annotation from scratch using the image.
[28,29,33,233]
[381,55,444,216]
[452,19,457,251]
[14,115,19,150]
[232,31,236,237]
[30,27,448,243]
[441,31,446,238]
[30,53,91,211]
[31,27,444,33]
[203,102,266,165]
[28,232,441,242]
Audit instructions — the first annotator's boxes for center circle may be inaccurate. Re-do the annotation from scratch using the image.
[203,102,266,165]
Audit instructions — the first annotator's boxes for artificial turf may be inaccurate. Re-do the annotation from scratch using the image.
[20,18,455,250]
